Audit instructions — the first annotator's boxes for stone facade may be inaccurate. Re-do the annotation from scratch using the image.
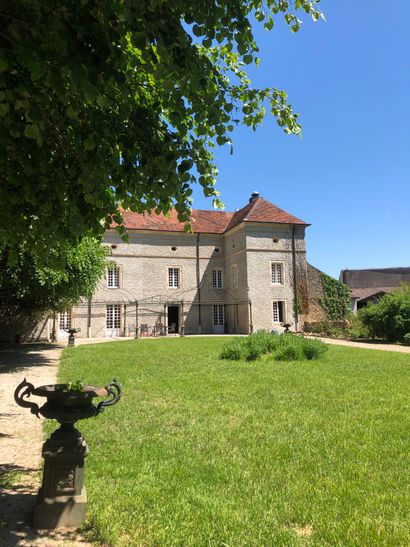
[304,263,327,323]
[41,194,310,340]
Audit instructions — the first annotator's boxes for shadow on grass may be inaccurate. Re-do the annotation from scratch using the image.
[0,343,61,375]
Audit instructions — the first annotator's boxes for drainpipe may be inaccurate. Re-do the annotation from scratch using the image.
[248,300,253,334]
[292,224,298,331]
[87,297,92,338]
[196,233,202,334]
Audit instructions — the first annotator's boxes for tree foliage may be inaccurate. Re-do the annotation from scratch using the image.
[0,237,108,314]
[0,0,323,256]
[358,284,410,342]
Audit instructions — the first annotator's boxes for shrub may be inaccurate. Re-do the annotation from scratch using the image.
[358,284,410,342]
[403,333,410,346]
[243,332,269,361]
[220,332,328,362]
[274,344,302,361]
[220,338,244,360]
[345,315,371,340]
[302,338,328,360]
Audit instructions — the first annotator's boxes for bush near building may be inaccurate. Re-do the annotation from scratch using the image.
[358,284,410,343]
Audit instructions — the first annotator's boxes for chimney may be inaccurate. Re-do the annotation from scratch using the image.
[249,191,260,203]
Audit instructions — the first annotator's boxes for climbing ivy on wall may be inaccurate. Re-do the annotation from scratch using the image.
[320,274,351,321]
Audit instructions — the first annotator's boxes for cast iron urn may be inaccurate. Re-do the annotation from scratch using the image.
[14,379,121,529]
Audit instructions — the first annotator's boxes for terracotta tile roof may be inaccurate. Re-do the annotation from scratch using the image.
[225,197,307,232]
[113,196,308,234]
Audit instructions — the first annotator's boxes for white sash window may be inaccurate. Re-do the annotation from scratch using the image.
[168,268,180,288]
[212,269,223,289]
[271,262,284,284]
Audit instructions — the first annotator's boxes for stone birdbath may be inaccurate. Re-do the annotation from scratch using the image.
[14,378,121,529]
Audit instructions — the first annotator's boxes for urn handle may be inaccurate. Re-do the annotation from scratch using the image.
[14,379,40,418]
[95,379,122,416]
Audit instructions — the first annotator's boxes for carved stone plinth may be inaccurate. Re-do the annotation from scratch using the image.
[14,379,122,530]
[34,424,89,529]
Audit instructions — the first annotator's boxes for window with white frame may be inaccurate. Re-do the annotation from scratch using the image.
[168,267,180,288]
[107,266,120,288]
[231,264,238,288]
[106,304,121,329]
[271,262,284,284]
[212,269,223,289]
[272,301,285,323]
[213,304,224,326]
[59,310,71,330]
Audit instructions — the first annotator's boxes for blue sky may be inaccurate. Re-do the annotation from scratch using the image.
[190,0,410,279]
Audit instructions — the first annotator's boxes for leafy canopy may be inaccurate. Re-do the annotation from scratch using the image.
[0,237,108,314]
[0,0,323,256]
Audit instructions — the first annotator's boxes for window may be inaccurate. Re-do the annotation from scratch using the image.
[107,266,120,288]
[271,262,284,284]
[168,267,180,288]
[59,311,71,330]
[231,264,238,288]
[272,301,285,323]
[212,269,223,289]
[106,304,121,329]
[213,305,224,326]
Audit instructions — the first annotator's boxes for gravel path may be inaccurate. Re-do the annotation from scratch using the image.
[306,336,410,353]
[0,343,92,546]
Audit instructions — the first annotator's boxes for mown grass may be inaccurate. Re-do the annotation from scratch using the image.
[54,338,410,546]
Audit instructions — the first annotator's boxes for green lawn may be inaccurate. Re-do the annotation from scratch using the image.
[56,338,410,546]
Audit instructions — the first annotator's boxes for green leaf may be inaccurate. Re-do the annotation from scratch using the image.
[0,103,9,117]
[0,53,8,73]
[84,136,96,151]
[264,18,274,31]
[24,123,40,141]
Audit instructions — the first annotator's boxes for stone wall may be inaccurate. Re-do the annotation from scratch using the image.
[304,263,327,323]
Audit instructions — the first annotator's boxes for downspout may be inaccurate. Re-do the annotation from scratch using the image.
[196,233,202,334]
[292,224,298,331]
[87,297,92,338]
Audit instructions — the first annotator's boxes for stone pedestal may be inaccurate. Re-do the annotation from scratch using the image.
[34,424,89,529]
